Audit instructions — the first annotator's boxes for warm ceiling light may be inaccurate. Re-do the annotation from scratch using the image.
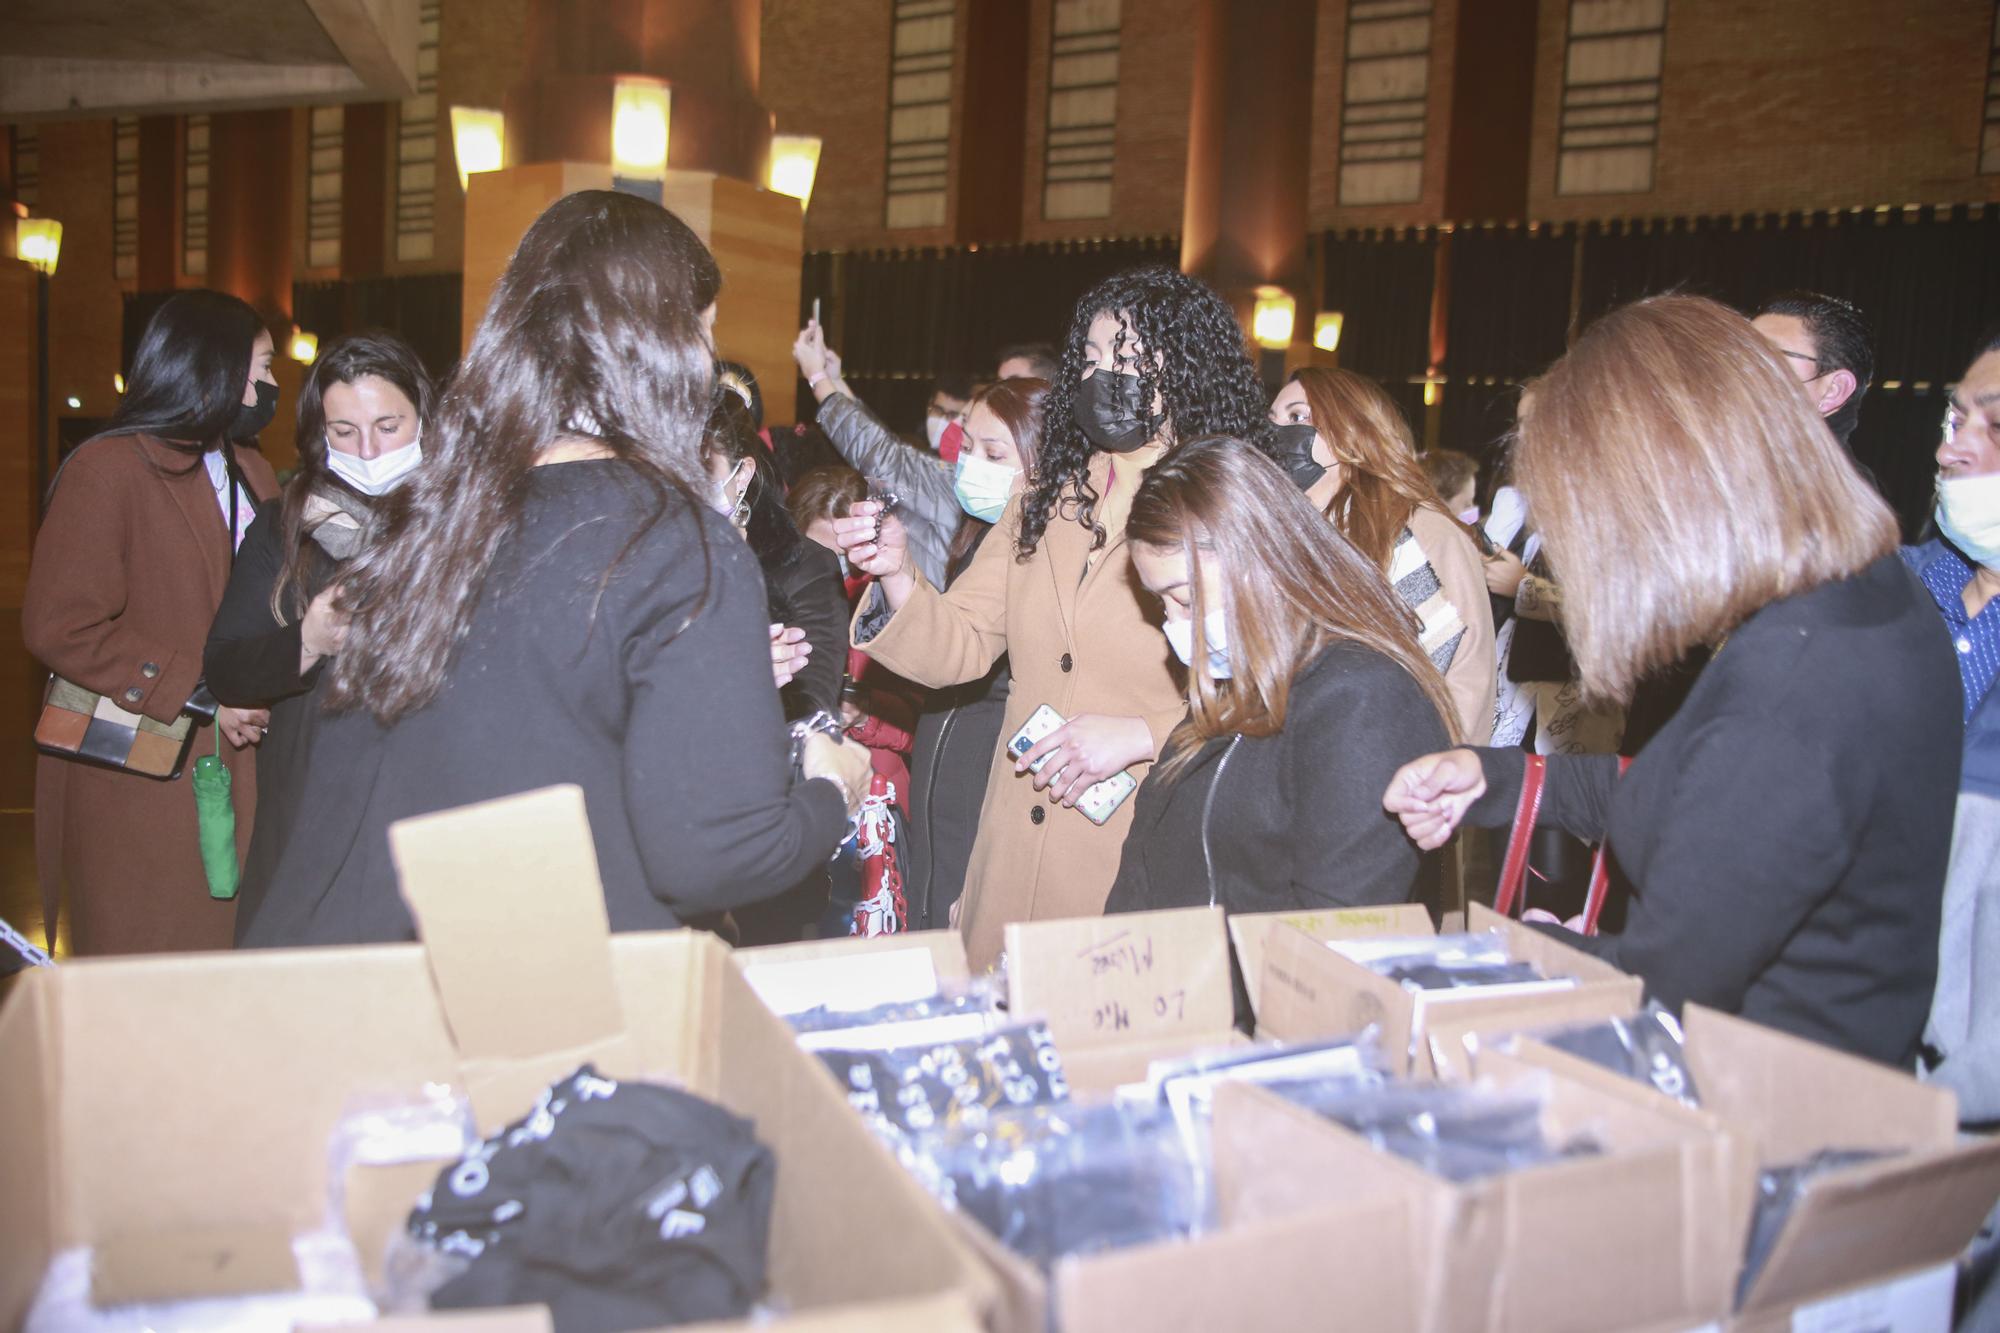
[1252,287,1296,350]
[17,216,62,276]
[65,396,81,410]
[449,106,506,192]
[1313,311,1344,352]
[611,79,671,180]
[768,134,823,207]
[289,330,319,365]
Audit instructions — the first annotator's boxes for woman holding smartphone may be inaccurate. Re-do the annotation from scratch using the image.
[834,266,1268,968]
[1107,436,1456,916]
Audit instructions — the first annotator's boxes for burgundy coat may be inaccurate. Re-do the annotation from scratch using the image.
[23,433,279,955]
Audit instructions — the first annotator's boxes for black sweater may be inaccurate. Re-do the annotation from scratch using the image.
[1106,641,1452,916]
[202,506,337,937]
[761,538,846,720]
[235,460,849,947]
[1472,555,1961,1067]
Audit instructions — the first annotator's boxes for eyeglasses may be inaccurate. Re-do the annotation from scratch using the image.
[1777,348,1828,381]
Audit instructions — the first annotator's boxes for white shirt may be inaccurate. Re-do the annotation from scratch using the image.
[202,448,256,552]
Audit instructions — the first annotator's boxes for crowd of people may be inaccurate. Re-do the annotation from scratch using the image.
[21,189,2000,1129]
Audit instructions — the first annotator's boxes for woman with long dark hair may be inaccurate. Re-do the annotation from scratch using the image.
[1107,436,1455,916]
[23,289,282,954]
[1268,368,1496,742]
[204,331,434,940]
[834,266,1268,968]
[236,191,870,947]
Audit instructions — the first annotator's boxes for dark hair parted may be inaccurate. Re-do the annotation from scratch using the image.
[786,465,867,534]
[78,289,267,485]
[322,191,723,725]
[268,331,436,625]
[996,342,1059,380]
[1756,290,1874,392]
[1128,436,1457,782]
[704,387,805,567]
[1018,265,1266,560]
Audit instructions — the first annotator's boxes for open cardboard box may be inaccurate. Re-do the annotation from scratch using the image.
[1219,1055,1740,1333]
[1228,903,1435,1020]
[1454,1002,2000,1327]
[0,786,993,1332]
[1255,902,1643,1075]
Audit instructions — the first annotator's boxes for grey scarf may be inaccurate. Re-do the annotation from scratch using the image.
[302,483,377,561]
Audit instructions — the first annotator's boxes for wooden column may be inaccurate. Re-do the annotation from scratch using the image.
[955,0,1030,246]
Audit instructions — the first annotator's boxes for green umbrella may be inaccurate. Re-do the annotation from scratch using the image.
[192,724,239,900]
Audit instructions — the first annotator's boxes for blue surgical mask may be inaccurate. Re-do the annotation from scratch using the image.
[1938,472,2000,567]
[954,451,1021,524]
[1162,607,1232,679]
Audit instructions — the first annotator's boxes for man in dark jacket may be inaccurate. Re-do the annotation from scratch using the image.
[1752,291,1873,450]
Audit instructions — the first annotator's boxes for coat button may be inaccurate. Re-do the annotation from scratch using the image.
[123,686,143,704]
[141,662,160,679]
[1030,805,1046,825]
[1059,652,1073,673]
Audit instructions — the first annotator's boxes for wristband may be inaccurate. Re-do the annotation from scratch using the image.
[808,371,829,389]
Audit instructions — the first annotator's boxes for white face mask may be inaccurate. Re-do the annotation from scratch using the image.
[1938,472,2000,567]
[326,435,423,496]
[1457,505,1481,525]
[1162,607,1232,680]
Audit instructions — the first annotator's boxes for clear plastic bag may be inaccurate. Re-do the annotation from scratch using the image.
[1272,1077,1599,1182]
[25,1234,375,1333]
[1332,931,1561,992]
[323,1082,480,1312]
[814,1020,1070,1139]
[908,1100,1210,1270]
[1534,1003,1702,1108]
[1736,1148,1897,1304]
[787,976,1009,1052]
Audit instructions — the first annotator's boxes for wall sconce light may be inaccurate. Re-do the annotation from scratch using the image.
[1252,286,1296,350]
[1313,311,1344,353]
[768,134,823,208]
[64,395,82,410]
[449,106,506,192]
[289,330,320,365]
[17,216,62,276]
[1423,380,1440,407]
[113,373,126,394]
[611,78,672,182]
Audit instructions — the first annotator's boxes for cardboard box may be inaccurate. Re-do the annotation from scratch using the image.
[1256,902,1643,1074]
[1480,1003,2000,1325]
[1227,903,1435,1017]
[0,786,993,1332]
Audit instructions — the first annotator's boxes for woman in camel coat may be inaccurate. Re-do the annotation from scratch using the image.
[23,291,281,955]
[836,266,1270,969]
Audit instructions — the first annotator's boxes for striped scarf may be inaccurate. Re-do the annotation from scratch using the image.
[1387,525,1466,674]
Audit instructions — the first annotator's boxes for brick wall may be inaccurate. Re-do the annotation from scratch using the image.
[36,121,126,441]
[1528,0,2000,223]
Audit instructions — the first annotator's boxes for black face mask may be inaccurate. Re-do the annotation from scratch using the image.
[232,380,279,440]
[1072,369,1151,454]
[1824,392,1861,450]
[1268,422,1324,490]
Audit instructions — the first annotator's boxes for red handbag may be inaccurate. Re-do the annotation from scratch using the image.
[1493,754,1632,936]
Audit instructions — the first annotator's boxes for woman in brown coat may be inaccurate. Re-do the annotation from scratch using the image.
[24,290,281,955]
[835,266,1270,969]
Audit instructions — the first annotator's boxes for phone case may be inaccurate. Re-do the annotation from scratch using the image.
[1007,704,1140,824]
[1006,704,1066,775]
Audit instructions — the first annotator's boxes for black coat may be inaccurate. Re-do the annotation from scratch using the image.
[903,527,1009,929]
[202,505,339,938]
[1106,642,1452,916]
[761,538,846,720]
[234,460,849,947]
[1477,555,1961,1067]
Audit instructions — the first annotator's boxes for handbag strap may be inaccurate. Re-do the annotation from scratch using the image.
[1576,756,1635,936]
[1493,754,1548,918]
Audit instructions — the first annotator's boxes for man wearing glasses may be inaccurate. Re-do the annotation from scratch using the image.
[1752,290,1874,449]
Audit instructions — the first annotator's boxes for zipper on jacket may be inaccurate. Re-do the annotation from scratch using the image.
[1200,736,1245,907]
[914,704,957,925]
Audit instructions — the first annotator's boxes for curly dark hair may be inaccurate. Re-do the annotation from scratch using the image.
[1018,265,1268,560]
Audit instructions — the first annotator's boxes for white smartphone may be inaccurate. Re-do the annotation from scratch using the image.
[1005,704,1140,825]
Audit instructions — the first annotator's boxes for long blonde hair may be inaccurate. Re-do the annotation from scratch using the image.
[1516,293,1896,704]
[1290,367,1451,570]
[1128,436,1458,781]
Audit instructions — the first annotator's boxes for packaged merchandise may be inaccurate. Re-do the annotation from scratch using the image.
[395,1064,776,1333]
[1330,931,1574,997]
[785,979,1009,1053]
[1735,1149,1897,1307]
[1532,1004,1702,1108]
[1271,1078,1600,1182]
[815,1022,1070,1137]
[908,1100,1209,1272]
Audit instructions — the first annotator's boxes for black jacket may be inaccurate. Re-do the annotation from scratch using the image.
[904,526,1009,929]
[235,460,849,947]
[1106,641,1452,916]
[761,539,846,720]
[1475,555,1961,1067]
[202,505,338,937]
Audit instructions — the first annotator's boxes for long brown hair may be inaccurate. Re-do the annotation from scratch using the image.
[1128,436,1458,780]
[270,331,435,625]
[1290,367,1450,569]
[323,191,723,724]
[946,375,1048,568]
[1516,293,1897,704]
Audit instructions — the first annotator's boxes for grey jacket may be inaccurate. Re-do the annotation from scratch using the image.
[817,392,960,589]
